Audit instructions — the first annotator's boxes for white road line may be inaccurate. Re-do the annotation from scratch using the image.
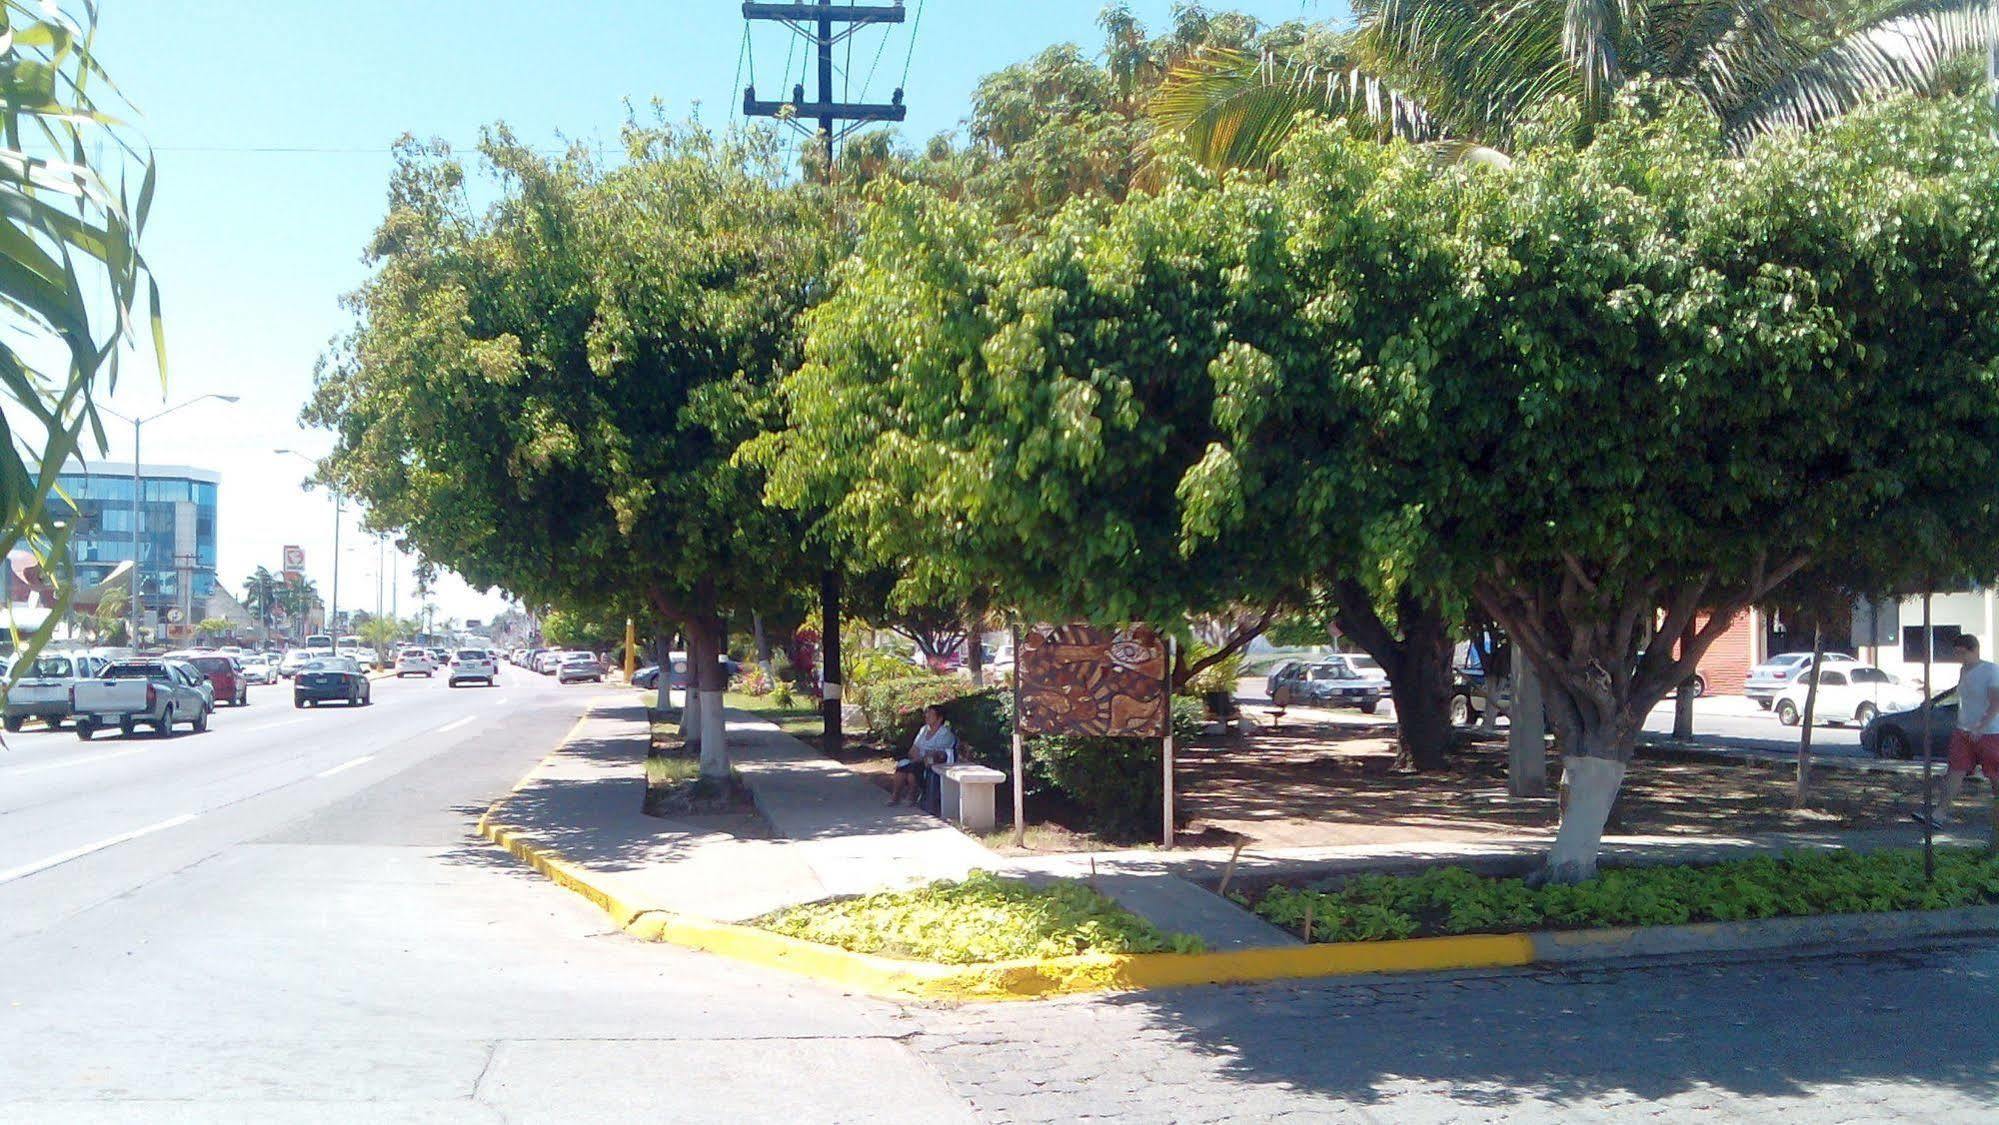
[0,814,198,885]
[436,716,475,734]
[315,754,375,779]
[0,747,150,776]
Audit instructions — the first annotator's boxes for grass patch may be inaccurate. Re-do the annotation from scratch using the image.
[753,870,1206,963]
[1251,848,1999,944]
[646,755,701,785]
[724,691,822,737]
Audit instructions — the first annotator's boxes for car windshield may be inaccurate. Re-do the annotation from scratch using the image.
[1348,655,1383,674]
[191,658,233,674]
[1851,668,1892,684]
[305,659,359,674]
[457,650,486,660]
[102,662,172,683]
[29,656,74,677]
[1309,664,1352,681]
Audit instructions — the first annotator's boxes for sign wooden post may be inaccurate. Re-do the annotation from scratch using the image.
[1011,626,1026,847]
[1162,636,1176,850]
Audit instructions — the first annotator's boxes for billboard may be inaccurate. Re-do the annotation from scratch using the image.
[1016,624,1171,738]
[282,545,305,582]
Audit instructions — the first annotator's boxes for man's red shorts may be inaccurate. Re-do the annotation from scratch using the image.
[1946,729,1999,779]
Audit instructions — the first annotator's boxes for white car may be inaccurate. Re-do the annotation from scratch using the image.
[1744,651,1859,709]
[448,648,498,688]
[394,648,438,677]
[1773,663,1924,728]
[557,653,605,684]
[240,654,280,685]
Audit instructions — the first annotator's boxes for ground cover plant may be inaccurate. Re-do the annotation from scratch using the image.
[754,871,1204,962]
[1252,849,1999,943]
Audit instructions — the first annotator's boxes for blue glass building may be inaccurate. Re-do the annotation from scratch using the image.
[48,462,220,621]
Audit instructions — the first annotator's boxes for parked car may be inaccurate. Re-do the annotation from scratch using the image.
[449,648,499,687]
[5,652,108,731]
[1290,660,1387,714]
[631,664,661,690]
[294,657,373,708]
[533,650,566,674]
[1772,663,1924,728]
[70,659,213,739]
[1861,688,1958,759]
[664,651,739,687]
[186,654,250,707]
[557,652,605,684]
[395,648,438,677]
[1745,651,1859,709]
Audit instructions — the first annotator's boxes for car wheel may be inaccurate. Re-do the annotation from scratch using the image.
[238,689,249,707]
[1360,700,1380,715]
[295,697,306,709]
[3,715,22,733]
[119,720,134,738]
[155,706,174,736]
[1878,728,1911,760]
[1689,675,1708,699]
[362,687,372,706]
[75,721,94,741]
[1755,698,1773,710]
[1776,699,1801,727]
[1856,703,1879,726]
[1449,694,1473,726]
[193,706,209,733]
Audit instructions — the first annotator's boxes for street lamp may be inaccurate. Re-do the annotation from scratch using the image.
[101,395,239,647]
[275,448,341,636]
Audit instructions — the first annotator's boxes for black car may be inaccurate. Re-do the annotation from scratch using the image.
[1861,688,1957,759]
[294,657,373,708]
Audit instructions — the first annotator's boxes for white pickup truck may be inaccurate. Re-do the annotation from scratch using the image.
[69,659,214,740]
[5,652,109,732]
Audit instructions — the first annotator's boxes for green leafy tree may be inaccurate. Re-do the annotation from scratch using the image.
[1151,0,1998,166]
[1180,92,1999,881]
[92,586,128,645]
[357,616,403,656]
[306,121,837,777]
[277,575,322,633]
[1,3,162,673]
[195,617,234,643]
[541,607,622,650]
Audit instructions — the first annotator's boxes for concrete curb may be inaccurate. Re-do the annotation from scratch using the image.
[475,716,1999,1003]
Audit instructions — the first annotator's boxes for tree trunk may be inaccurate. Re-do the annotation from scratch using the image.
[676,629,698,743]
[689,615,729,779]
[1795,627,1824,809]
[753,612,776,685]
[967,620,985,686]
[821,569,843,753]
[1541,753,1629,885]
[653,635,672,714]
[1508,662,1547,798]
[1672,618,1698,740]
[1387,638,1454,771]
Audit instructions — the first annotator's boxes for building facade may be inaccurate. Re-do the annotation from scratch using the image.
[48,462,219,628]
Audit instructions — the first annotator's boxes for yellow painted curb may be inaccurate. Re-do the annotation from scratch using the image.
[474,701,1536,1002]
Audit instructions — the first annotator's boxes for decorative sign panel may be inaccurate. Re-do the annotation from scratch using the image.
[1016,624,1170,738]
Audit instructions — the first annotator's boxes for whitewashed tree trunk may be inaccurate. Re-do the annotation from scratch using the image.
[1508,664,1547,798]
[1541,756,1627,884]
[680,683,698,744]
[699,688,728,779]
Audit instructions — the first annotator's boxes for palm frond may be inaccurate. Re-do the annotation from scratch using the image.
[1148,46,1439,171]
[1725,0,1997,140]
[1564,0,1624,107]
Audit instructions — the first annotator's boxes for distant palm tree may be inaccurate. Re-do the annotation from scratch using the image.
[1151,0,1999,167]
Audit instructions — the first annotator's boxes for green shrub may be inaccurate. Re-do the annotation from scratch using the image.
[1027,697,1205,842]
[1252,848,1999,943]
[855,676,969,740]
[729,663,773,696]
[753,870,1204,962]
[847,648,926,688]
[1183,646,1244,699]
[772,680,795,708]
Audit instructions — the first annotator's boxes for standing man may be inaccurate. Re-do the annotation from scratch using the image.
[1918,634,1999,828]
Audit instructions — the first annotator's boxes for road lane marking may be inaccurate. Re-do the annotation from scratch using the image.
[436,716,475,734]
[0,814,199,885]
[0,747,150,776]
[315,754,375,779]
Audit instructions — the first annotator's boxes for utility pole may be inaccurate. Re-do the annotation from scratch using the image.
[743,1,910,752]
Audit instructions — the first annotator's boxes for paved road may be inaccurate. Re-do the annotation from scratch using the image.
[5,666,1990,1121]
[0,668,965,1122]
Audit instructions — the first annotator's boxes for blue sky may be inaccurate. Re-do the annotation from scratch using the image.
[87,1,1329,620]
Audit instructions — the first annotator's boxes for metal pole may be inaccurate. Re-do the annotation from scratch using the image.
[1163,635,1177,850]
[129,419,141,647]
[1010,624,1025,848]
[1921,592,1936,879]
[330,491,341,635]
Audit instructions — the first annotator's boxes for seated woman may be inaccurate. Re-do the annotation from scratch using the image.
[888,705,958,807]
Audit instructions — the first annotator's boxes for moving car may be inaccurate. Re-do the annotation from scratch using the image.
[1772,663,1923,728]
[294,657,372,708]
[70,659,213,739]
[5,652,108,731]
[186,654,251,707]
[395,648,438,677]
[1861,688,1957,760]
[279,648,324,679]
[448,648,498,687]
[557,652,605,684]
[240,654,280,685]
[1744,651,1859,710]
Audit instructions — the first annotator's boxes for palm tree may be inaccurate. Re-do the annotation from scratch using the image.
[278,575,323,633]
[2,3,161,666]
[1150,0,1999,166]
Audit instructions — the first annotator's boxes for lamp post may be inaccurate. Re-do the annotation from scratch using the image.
[275,449,342,637]
[102,395,239,647]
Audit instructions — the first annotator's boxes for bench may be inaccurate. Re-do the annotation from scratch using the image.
[937,764,1007,833]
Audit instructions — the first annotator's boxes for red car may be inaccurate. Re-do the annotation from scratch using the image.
[188,654,249,707]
